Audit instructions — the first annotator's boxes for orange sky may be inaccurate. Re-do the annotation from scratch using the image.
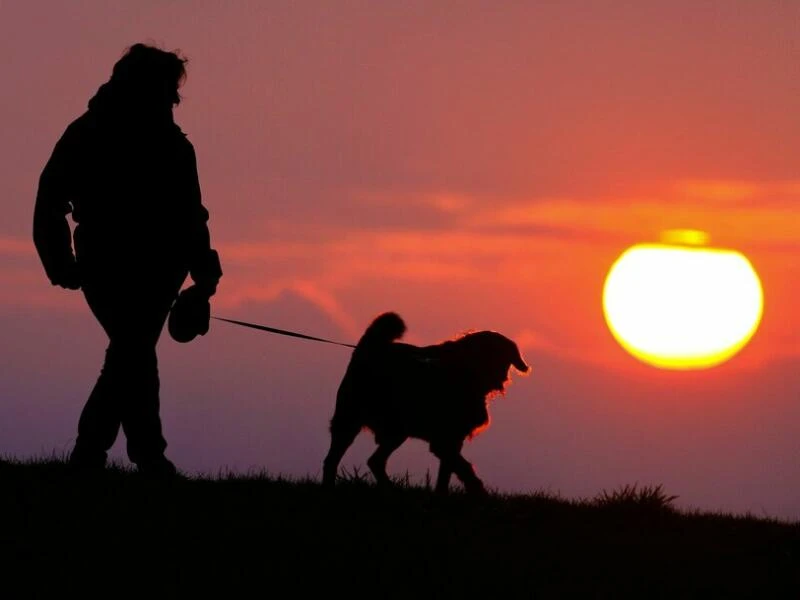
[1,2,798,519]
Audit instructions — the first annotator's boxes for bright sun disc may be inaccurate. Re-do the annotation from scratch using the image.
[602,231,764,370]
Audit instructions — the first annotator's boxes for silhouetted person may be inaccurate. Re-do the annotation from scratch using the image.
[33,43,222,477]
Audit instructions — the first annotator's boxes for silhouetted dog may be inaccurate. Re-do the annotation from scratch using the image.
[322,312,530,495]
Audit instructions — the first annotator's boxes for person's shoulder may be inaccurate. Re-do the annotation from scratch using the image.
[52,112,94,149]
[66,111,98,131]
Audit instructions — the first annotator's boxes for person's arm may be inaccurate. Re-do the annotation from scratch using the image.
[33,125,80,290]
[184,142,222,296]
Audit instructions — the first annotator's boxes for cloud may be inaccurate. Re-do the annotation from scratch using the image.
[215,287,356,345]
[0,237,33,256]
[284,281,360,340]
[673,180,760,203]
[674,179,800,206]
[461,191,800,248]
[3,177,799,369]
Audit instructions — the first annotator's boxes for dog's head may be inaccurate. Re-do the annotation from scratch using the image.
[458,331,531,396]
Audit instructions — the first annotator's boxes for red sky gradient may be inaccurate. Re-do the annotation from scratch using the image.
[1,2,798,518]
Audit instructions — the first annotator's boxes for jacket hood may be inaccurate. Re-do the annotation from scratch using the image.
[87,82,183,135]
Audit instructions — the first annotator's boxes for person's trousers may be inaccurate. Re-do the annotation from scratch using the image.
[71,265,186,467]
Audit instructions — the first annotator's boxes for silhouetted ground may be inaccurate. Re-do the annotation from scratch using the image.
[1,458,797,598]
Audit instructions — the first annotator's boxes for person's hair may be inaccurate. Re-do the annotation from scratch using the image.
[89,43,189,113]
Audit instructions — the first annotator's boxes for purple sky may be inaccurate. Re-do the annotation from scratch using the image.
[1,1,799,519]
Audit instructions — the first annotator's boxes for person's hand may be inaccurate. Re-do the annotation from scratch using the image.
[190,249,221,298]
[168,284,211,343]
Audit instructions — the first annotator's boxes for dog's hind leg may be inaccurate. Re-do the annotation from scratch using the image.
[434,460,453,494]
[322,424,360,488]
[366,435,406,487]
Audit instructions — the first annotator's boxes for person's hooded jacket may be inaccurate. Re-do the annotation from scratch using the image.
[33,79,220,292]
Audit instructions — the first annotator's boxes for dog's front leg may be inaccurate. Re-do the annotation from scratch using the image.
[452,454,487,496]
[431,440,461,495]
[433,441,487,495]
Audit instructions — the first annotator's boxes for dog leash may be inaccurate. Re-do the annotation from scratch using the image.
[211,316,356,348]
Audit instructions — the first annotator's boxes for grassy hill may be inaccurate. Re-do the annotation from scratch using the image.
[1,458,798,598]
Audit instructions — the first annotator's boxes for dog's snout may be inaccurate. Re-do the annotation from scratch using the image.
[511,347,530,373]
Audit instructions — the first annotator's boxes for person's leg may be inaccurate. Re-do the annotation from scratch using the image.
[69,346,123,469]
[72,264,185,475]
[69,284,122,470]
[119,340,172,473]
[118,268,186,475]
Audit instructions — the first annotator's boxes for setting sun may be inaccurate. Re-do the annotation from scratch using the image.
[602,230,764,370]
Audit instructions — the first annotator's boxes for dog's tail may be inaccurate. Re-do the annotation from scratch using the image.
[356,312,406,348]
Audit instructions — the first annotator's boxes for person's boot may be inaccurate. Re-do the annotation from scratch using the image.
[68,443,107,475]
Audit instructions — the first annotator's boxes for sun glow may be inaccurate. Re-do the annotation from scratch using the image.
[602,231,764,370]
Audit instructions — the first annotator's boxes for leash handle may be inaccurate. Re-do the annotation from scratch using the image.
[212,316,356,348]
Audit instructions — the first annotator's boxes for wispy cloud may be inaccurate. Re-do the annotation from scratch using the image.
[4,179,799,367]
[674,179,800,206]
[460,188,800,248]
[0,237,35,257]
